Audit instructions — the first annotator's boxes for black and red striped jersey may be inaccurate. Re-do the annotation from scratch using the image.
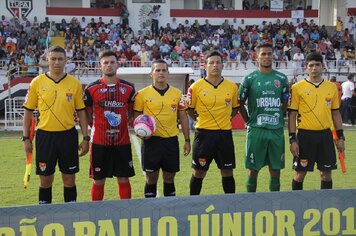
[84,77,135,145]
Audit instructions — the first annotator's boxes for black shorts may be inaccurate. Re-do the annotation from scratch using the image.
[192,129,236,171]
[141,136,179,173]
[36,127,79,176]
[293,129,337,171]
[90,143,135,180]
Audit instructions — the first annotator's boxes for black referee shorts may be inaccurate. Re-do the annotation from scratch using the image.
[36,127,79,176]
[293,129,337,171]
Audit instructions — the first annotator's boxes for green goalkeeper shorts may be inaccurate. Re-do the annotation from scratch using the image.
[245,127,285,171]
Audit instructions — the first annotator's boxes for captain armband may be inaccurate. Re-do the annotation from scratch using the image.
[282,92,290,100]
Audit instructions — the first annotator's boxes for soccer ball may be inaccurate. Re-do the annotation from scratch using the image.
[133,114,156,138]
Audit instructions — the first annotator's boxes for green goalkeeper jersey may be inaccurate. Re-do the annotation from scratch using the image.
[238,70,289,129]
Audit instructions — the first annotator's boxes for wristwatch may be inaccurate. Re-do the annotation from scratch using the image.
[21,136,30,141]
[83,135,91,142]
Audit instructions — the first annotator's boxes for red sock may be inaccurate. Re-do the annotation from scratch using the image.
[91,184,104,201]
[118,182,131,199]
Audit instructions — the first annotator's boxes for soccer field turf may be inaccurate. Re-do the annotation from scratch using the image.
[0,129,355,207]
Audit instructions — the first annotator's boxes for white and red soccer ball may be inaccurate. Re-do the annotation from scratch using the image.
[133,114,156,138]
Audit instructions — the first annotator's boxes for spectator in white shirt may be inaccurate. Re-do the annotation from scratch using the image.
[341,74,355,125]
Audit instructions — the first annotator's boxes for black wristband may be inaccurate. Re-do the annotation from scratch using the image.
[185,138,191,143]
[289,133,296,144]
[336,129,345,141]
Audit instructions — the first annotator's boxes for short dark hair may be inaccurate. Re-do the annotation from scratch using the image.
[255,43,273,52]
[306,52,323,64]
[151,59,168,72]
[347,73,355,81]
[99,50,118,60]
[204,50,223,63]
[48,46,66,56]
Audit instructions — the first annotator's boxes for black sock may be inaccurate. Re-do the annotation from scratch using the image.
[222,176,235,193]
[39,187,52,204]
[190,175,203,195]
[321,180,332,189]
[144,183,157,198]
[64,186,77,202]
[292,179,303,190]
[163,182,176,196]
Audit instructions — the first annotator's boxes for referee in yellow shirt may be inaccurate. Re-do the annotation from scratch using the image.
[134,59,191,198]
[187,50,239,195]
[22,46,90,204]
[288,52,344,190]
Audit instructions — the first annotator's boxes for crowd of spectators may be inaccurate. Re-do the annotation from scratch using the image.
[0,10,355,79]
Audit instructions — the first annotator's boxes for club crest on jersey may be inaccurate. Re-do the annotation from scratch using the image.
[199,158,206,167]
[171,104,177,112]
[119,87,127,94]
[274,80,280,88]
[225,98,231,106]
[66,93,73,102]
[39,162,46,171]
[325,98,331,106]
[104,111,122,127]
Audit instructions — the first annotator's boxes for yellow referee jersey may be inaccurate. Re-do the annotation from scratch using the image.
[187,78,239,130]
[289,79,339,130]
[134,85,186,138]
[23,73,85,131]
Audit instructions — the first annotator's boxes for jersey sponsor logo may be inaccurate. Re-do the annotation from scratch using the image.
[256,97,281,108]
[66,93,73,102]
[39,162,46,171]
[99,88,108,93]
[262,91,276,95]
[104,111,122,126]
[256,113,280,125]
[225,98,231,106]
[106,129,120,136]
[325,98,332,106]
[99,101,125,108]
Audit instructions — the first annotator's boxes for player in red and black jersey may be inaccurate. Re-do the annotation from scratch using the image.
[84,50,135,201]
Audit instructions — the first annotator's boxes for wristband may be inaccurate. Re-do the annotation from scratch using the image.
[21,136,30,141]
[336,129,345,141]
[185,139,191,143]
[83,135,91,142]
[289,133,296,144]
